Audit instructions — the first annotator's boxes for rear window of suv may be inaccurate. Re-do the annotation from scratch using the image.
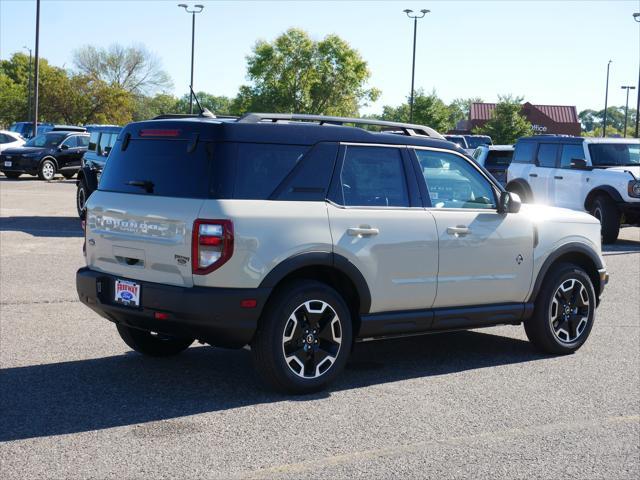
[99,139,213,198]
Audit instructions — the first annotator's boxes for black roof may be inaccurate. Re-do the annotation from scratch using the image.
[123,115,464,153]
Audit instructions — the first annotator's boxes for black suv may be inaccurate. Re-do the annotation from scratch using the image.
[76,125,121,216]
[0,130,89,180]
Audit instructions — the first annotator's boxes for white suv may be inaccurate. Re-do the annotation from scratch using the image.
[76,114,608,393]
[506,136,640,243]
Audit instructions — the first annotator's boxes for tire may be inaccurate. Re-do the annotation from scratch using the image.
[590,195,620,244]
[116,324,194,357]
[252,280,353,394]
[3,172,21,179]
[38,159,56,181]
[62,171,76,179]
[524,262,596,355]
[76,179,89,217]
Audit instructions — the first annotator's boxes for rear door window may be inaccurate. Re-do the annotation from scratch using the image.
[340,146,409,207]
[537,144,559,168]
[513,142,536,163]
[88,132,99,151]
[99,139,212,198]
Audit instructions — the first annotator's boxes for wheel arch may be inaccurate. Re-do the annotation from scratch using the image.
[258,252,372,335]
[39,155,59,170]
[506,179,533,203]
[529,243,604,305]
[584,186,623,211]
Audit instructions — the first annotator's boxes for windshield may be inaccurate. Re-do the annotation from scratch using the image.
[589,143,640,167]
[24,133,66,148]
[485,150,513,167]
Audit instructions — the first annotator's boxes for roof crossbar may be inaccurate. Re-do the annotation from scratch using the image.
[237,113,444,139]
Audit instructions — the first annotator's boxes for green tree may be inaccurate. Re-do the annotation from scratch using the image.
[73,44,172,95]
[473,95,532,144]
[234,28,379,116]
[132,93,179,121]
[174,91,233,115]
[380,89,453,133]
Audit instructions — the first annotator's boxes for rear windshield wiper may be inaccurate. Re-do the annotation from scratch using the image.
[126,180,154,194]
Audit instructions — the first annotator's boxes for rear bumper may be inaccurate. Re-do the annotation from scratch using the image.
[76,267,271,348]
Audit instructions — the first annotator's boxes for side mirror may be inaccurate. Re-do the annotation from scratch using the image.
[498,191,521,214]
[60,144,69,150]
[570,158,588,169]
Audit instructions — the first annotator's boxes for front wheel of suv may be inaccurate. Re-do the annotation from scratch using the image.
[116,324,194,357]
[252,280,353,394]
[76,179,89,217]
[524,262,596,355]
[590,195,620,244]
[38,159,56,181]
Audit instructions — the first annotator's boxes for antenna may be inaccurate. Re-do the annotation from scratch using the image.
[189,86,215,118]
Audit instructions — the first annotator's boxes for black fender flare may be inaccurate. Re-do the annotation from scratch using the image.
[77,165,98,192]
[584,186,624,210]
[39,156,59,171]
[259,251,372,313]
[528,242,604,303]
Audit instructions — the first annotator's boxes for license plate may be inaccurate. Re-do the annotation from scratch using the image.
[4,161,12,167]
[114,279,140,307]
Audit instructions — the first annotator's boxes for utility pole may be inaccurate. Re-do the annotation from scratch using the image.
[33,0,40,137]
[602,60,611,137]
[634,13,640,137]
[621,86,636,137]
[403,9,430,123]
[178,4,204,114]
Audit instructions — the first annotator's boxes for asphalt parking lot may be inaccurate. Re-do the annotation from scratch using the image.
[1,176,638,479]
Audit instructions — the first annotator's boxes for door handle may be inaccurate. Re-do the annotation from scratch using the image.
[347,226,379,237]
[446,225,471,236]
[554,176,563,180]
[529,173,538,178]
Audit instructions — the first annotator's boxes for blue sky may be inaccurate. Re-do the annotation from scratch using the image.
[1,0,639,114]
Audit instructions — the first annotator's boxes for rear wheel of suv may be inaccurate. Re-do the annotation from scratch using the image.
[76,179,89,217]
[4,172,21,179]
[590,195,620,244]
[116,324,194,357]
[524,262,596,355]
[38,159,56,181]
[252,280,353,394]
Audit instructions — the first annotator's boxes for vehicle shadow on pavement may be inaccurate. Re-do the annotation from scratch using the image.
[0,330,548,442]
[0,216,82,237]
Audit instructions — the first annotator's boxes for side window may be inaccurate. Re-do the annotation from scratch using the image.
[88,132,99,151]
[60,136,76,148]
[234,143,307,199]
[560,144,585,168]
[78,136,89,148]
[415,149,497,209]
[0,134,10,144]
[340,146,409,207]
[512,142,536,163]
[537,144,559,168]
[98,133,113,157]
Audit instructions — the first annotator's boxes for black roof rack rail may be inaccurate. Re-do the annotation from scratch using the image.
[237,113,444,139]
[153,111,217,120]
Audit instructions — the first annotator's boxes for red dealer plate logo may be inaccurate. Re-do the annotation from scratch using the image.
[114,279,141,307]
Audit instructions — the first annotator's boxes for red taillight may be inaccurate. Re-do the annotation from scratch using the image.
[192,219,233,275]
[154,312,169,320]
[139,129,180,137]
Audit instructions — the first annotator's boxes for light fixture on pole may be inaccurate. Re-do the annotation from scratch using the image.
[22,46,32,124]
[178,3,205,114]
[403,8,430,123]
[602,60,612,137]
[621,85,636,137]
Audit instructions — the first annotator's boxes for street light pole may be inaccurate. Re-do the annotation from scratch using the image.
[22,46,32,124]
[634,13,640,138]
[178,3,204,114]
[33,0,40,137]
[403,8,430,123]
[602,60,612,137]
[621,86,636,137]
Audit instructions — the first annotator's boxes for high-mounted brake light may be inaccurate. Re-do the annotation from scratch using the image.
[192,219,233,275]
[139,129,181,137]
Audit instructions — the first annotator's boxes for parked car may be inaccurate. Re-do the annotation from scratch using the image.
[464,135,493,149]
[77,113,607,394]
[8,122,54,139]
[444,134,469,149]
[506,136,640,243]
[472,144,514,185]
[0,130,26,153]
[76,125,122,216]
[0,130,90,180]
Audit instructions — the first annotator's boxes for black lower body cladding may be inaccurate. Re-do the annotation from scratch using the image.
[76,267,271,348]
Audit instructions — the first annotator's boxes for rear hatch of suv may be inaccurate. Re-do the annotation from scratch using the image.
[84,121,217,288]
